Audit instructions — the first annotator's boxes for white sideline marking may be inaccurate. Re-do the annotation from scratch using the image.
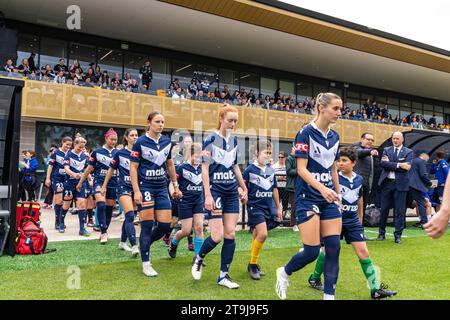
[365,230,409,238]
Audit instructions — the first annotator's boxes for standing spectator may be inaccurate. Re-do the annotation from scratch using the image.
[430,150,449,212]
[20,150,39,201]
[4,58,17,73]
[94,65,102,84]
[377,132,413,244]
[17,58,31,76]
[273,151,288,213]
[122,72,133,88]
[381,105,389,122]
[43,147,57,209]
[139,59,153,91]
[54,70,66,84]
[274,88,281,102]
[54,58,69,77]
[408,153,432,228]
[27,53,37,72]
[199,76,216,94]
[100,70,110,87]
[428,114,437,127]
[285,146,297,230]
[352,132,378,211]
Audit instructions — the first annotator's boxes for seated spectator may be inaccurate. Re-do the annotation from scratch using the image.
[4,58,17,73]
[100,71,110,87]
[111,72,123,88]
[129,79,140,93]
[354,110,362,121]
[341,104,350,119]
[94,65,102,84]
[72,68,83,81]
[172,87,185,99]
[40,64,55,80]
[84,67,97,83]
[83,77,94,88]
[69,59,83,76]
[223,85,231,99]
[54,58,69,77]
[349,110,356,120]
[122,72,133,87]
[169,78,181,93]
[381,105,389,121]
[54,70,66,84]
[17,58,32,76]
[429,114,437,127]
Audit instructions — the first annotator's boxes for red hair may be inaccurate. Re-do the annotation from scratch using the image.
[216,104,238,130]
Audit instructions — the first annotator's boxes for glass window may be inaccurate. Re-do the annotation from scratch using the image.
[239,73,259,96]
[68,43,96,74]
[387,96,399,106]
[150,56,170,93]
[400,105,411,119]
[434,105,444,125]
[329,87,343,98]
[361,93,374,104]
[313,84,328,97]
[172,61,217,92]
[347,98,360,111]
[261,77,277,99]
[40,37,67,72]
[423,103,434,121]
[124,52,147,83]
[297,82,312,103]
[388,104,399,120]
[16,33,39,68]
[412,101,422,115]
[347,90,359,99]
[97,48,123,80]
[375,96,386,105]
[219,69,239,95]
[279,80,295,100]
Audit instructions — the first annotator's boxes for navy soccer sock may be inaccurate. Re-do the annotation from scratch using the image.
[284,244,321,275]
[54,204,62,225]
[78,209,86,232]
[105,205,114,229]
[198,236,219,259]
[139,220,154,262]
[124,211,136,246]
[97,201,107,233]
[323,235,341,296]
[60,208,68,226]
[150,222,171,245]
[220,238,236,273]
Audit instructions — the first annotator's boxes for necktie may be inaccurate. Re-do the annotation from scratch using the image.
[394,148,399,161]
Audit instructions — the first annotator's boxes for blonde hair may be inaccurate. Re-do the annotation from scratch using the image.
[313,92,342,121]
[216,104,238,130]
[74,136,87,145]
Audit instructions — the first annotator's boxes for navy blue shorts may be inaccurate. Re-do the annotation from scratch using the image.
[296,198,341,225]
[205,189,240,219]
[171,198,179,217]
[247,207,279,230]
[341,223,366,244]
[434,186,444,204]
[63,180,88,199]
[51,179,64,195]
[94,181,117,200]
[117,184,133,198]
[138,182,171,211]
[178,196,204,220]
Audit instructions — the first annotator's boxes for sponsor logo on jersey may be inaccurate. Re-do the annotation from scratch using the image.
[342,204,358,212]
[255,190,273,198]
[312,172,332,183]
[213,170,235,181]
[145,167,166,177]
[187,185,203,192]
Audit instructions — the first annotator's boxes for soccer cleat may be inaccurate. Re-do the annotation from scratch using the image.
[248,264,261,280]
[119,242,132,252]
[256,265,266,276]
[100,233,108,244]
[93,226,101,232]
[55,222,59,230]
[218,274,240,289]
[142,264,158,277]
[58,223,65,233]
[371,283,397,299]
[276,267,289,300]
[191,256,204,280]
[87,219,95,227]
[292,225,299,232]
[394,237,402,244]
[131,245,140,257]
[162,234,170,247]
[168,240,178,258]
[308,274,324,291]
[187,243,194,251]
[377,234,385,241]
[79,229,91,237]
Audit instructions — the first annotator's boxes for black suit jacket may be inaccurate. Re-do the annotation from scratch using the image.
[409,157,432,192]
[378,146,413,192]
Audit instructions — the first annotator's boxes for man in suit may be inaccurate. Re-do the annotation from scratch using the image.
[377,132,413,244]
[409,153,433,228]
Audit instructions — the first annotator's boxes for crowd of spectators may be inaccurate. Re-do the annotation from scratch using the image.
[3,53,449,131]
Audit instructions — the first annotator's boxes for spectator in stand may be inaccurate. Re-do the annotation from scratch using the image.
[429,114,437,127]
[274,88,281,102]
[72,68,83,81]
[111,72,123,88]
[17,58,31,76]
[381,105,389,122]
[54,58,69,77]
[139,59,153,91]
[223,85,231,99]
[172,87,185,99]
[129,79,140,93]
[84,77,94,87]
[84,68,96,83]
[122,72,132,88]
[4,57,17,73]
[194,90,208,102]
[199,76,216,94]
[188,79,198,96]
[40,64,55,80]
[100,70,110,88]
[69,59,83,76]
[169,78,181,93]
[54,70,66,84]
[354,110,362,120]
[341,104,350,119]
[94,65,102,84]
[365,101,373,120]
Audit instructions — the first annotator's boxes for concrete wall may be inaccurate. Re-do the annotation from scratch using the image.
[19,119,36,153]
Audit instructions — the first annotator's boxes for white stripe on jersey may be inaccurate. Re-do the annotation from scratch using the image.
[309,138,339,169]
[340,185,361,204]
[56,155,65,165]
[70,158,86,171]
[96,153,113,167]
[249,172,274,191]
[182,169,202,185]
[211,144,237,169]
[141,144,171,166]
[119,156,130,170]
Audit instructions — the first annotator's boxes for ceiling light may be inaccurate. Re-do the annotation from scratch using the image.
[176,64,192,73]
[100,50,113,61]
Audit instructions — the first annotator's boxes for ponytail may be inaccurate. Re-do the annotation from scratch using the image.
[313,92,341,121]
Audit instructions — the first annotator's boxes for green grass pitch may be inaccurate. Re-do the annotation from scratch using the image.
[1,225,449,300]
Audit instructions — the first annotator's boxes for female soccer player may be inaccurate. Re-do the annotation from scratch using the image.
[168,143,205,259]
[275,92,343,300]
[45,136,72,230]
[130,112,181,277]
[78,129,118,244]
[308,147,397,299]
[61,136,90,236]
[243,139,282,280]
[102,128,140,256]
[191,104,248,289]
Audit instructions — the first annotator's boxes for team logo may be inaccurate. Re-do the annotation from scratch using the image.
[202,150,211,157]
[312,205,320,214]
[295,143,309,152]
[130,151,140,158]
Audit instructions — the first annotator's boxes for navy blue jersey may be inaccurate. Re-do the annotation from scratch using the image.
[89,147,118,187]
[130,133,172,188]
[49,148,68,180]
[176,161,203,202]
[243,163,277,211]
[110,147,132,187]
[339,172,363,226]
[294,122,340,201]
[64,150,88,181]
[202,131,239,194]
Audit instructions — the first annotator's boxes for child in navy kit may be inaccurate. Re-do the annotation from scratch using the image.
[243,139,282,280]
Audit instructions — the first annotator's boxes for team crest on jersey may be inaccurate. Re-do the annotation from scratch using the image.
[141,144,171,166]
[312,205,320,214]
[309,138,339,169]
[96,153,113,166]
[119,156,130,170]
[211,144,237,168]
[182,169,202,185]
[249,172,274,191]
